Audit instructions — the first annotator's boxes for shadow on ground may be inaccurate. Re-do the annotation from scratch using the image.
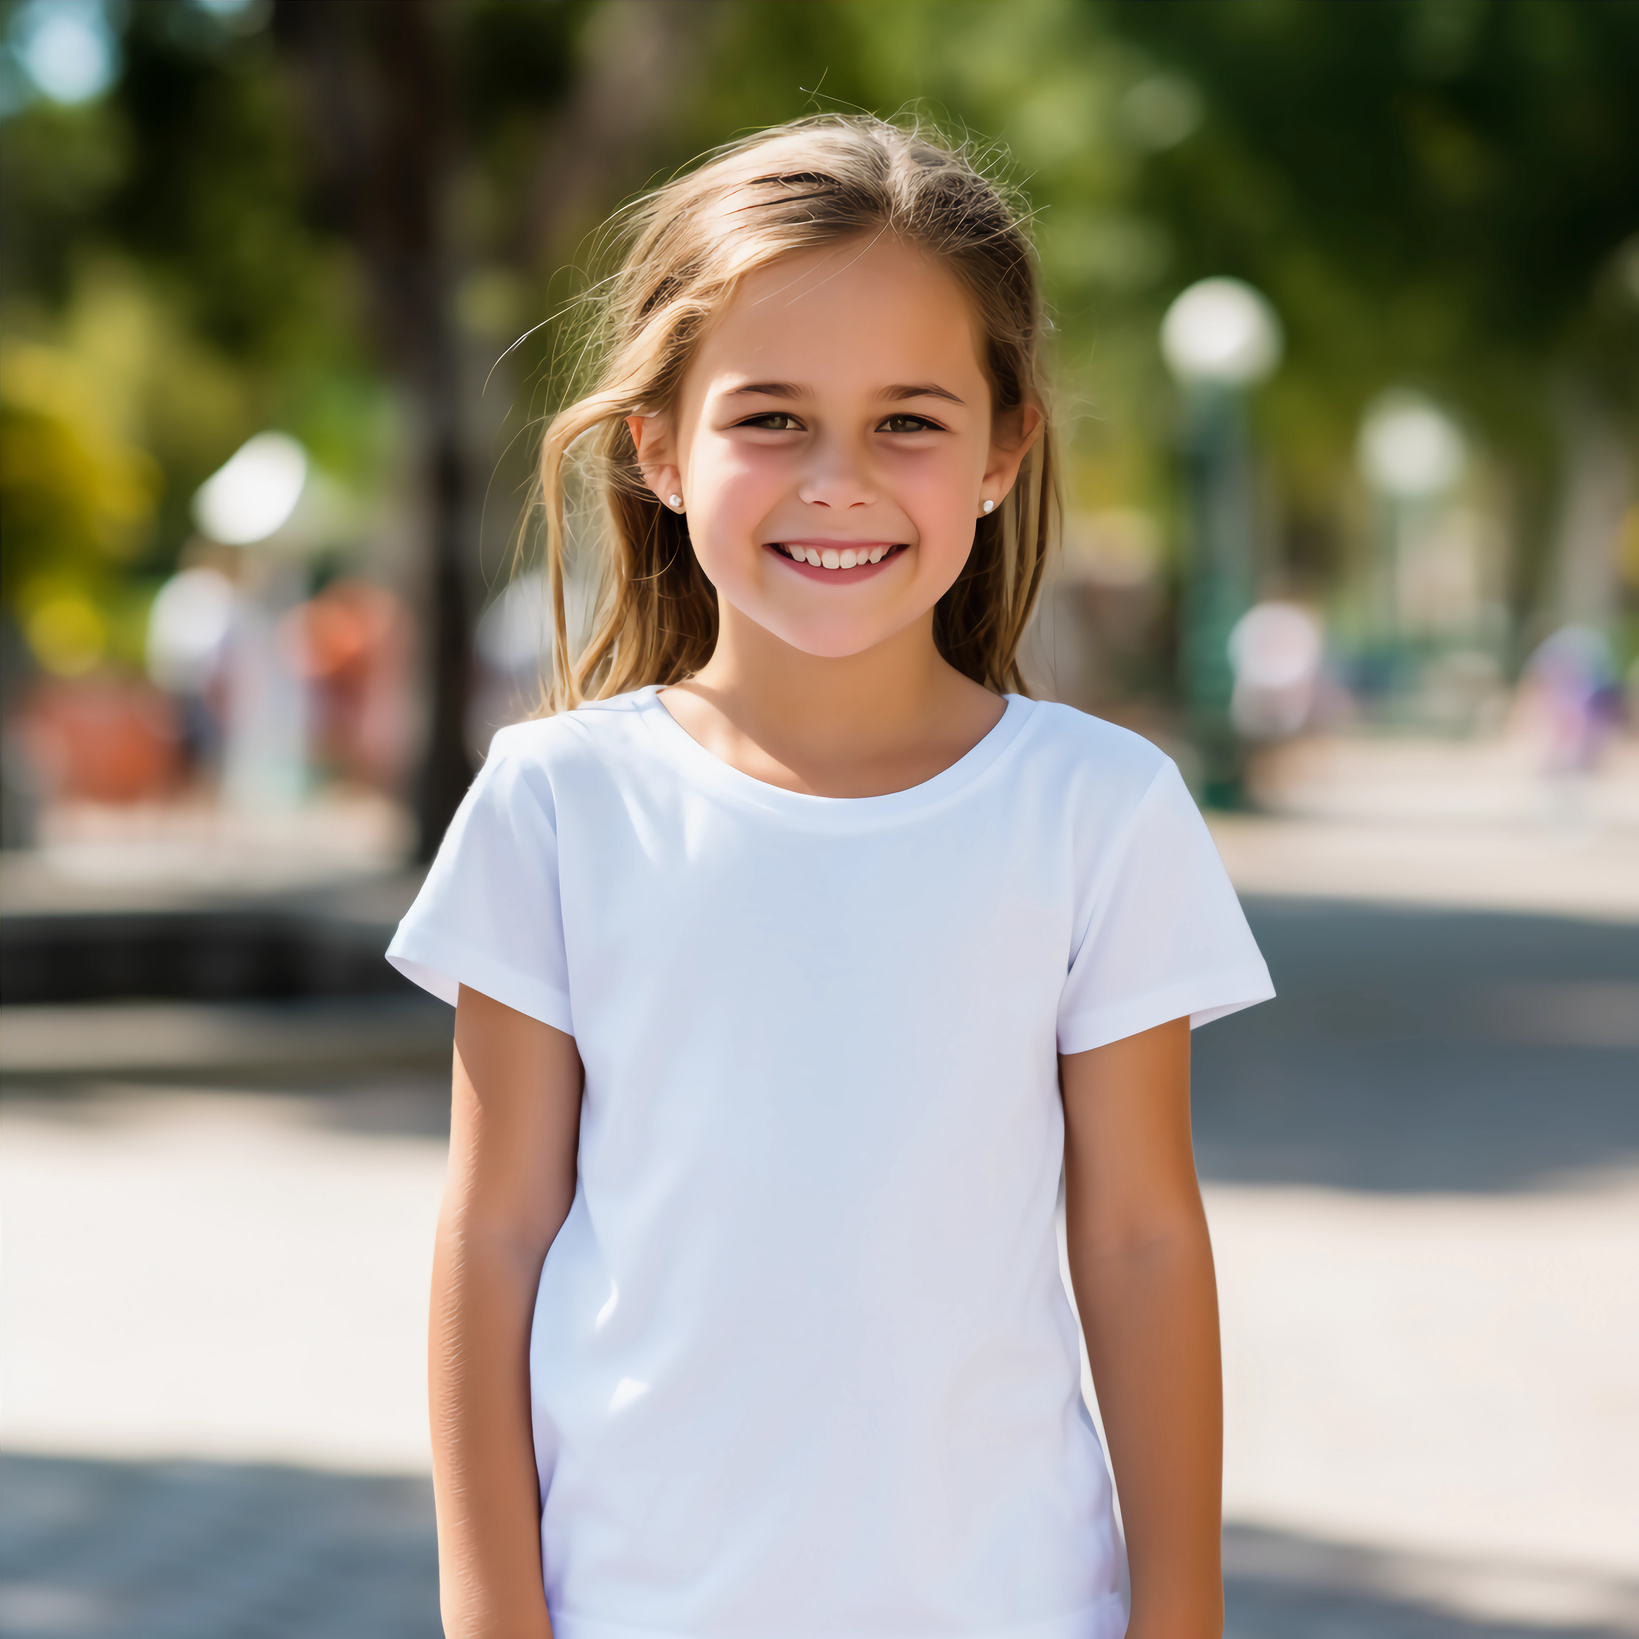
[0,1453,439,1639]
[1194,899,1639,1194]
[0,1070,455,1142]
[5,1453,1633,1639]
[5,900,1634,1191]
[1223,1522,1639,1639]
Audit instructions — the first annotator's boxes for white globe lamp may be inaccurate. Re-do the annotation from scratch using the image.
[1357,394,1466,499]
[1161,277,1283,388]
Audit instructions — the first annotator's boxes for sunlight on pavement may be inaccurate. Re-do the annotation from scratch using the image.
[0,1087,445,1474]
[1209,1180,1639,1627]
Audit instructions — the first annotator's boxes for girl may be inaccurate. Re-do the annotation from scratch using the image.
[389,115,1272,1639]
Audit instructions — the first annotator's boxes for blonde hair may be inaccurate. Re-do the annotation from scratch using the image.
[537,114,1058,711]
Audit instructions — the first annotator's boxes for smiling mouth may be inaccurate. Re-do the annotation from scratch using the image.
[767,542,906,571]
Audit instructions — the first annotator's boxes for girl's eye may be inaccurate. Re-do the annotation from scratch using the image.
[740,413,803,431]
[879,414,942,434]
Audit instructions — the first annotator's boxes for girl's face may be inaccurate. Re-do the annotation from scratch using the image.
[631,234,1039,661]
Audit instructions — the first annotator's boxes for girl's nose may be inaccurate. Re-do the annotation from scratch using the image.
[796,437,876,509]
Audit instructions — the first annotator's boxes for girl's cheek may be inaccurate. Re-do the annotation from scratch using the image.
[707,449,786,515]
[903,471,969,542]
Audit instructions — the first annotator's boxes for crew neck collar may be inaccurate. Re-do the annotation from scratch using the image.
[630,685,1036,827]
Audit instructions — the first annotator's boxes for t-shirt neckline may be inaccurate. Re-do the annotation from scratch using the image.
[632,684,1036,824]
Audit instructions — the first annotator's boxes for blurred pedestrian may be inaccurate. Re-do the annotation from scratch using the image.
[389,117,1272,1639]
[146,561,235,783]
[1227,599,1325,740]
[284,576,414,792]
[1517,623,1622,778]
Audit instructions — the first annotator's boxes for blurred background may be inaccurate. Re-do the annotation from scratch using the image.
[1,2,1635,1636]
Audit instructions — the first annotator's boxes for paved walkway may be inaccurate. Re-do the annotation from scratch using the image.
[7,1451,1631,1639]
[4,896,1638,1637]
[1215,728,1639,924]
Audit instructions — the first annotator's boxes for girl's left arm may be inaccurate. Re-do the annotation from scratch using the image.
[1060,1017,1224,1639]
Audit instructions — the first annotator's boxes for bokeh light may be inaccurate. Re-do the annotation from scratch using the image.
[5,0,119,107]
[192,433,310,548]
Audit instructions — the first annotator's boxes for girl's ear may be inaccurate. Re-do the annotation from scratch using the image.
[627,414,684,511]
[981,402,1045,506]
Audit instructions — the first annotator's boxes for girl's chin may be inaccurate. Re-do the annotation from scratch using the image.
[726,602,910,661]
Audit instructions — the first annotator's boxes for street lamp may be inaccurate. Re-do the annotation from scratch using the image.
[1357,395,1466,500]
[1161,277,1283,804]
[1355,392,1467,685]
[1161,277,1282,389]
[192,432,314,814]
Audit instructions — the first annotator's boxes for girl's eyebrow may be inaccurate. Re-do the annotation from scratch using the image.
[722,381,965,405]
[882,383,965,406]
[723,381,807,400]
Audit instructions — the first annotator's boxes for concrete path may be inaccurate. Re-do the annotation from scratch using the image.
[4,1451,1628,1639]
[4,896,1638,1637]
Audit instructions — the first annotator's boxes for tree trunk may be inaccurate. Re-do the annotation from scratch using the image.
[1549,379,1632,631]
[274,0,472,860]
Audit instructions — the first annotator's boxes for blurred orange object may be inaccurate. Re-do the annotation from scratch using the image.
[13,676,183,804]
[281,577,414,790]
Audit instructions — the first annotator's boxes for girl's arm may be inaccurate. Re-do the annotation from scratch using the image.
[1060,1018,1223,1639]
[432,985,583,1639]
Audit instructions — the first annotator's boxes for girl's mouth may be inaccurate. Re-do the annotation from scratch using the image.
[765,541,907,580]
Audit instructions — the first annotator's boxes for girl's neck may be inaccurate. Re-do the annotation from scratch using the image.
[660,604,1005,799]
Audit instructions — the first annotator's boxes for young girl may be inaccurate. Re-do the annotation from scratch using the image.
[389,115,1272,1639]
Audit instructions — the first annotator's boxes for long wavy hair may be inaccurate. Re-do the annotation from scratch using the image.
[535,114,1058,711]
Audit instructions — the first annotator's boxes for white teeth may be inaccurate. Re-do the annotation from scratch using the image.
[784,544,893,570]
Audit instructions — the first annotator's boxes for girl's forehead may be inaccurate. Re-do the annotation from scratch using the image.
[696,236,986,388]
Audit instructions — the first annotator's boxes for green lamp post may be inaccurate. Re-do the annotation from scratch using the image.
[1161,277,1283,806]
[1355,391,1469,706]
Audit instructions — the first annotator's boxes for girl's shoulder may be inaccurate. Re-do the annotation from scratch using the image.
[480,688,657,771]
[1012,697,1174,793]
[464,691,665,824]
[1004,699,1204,857]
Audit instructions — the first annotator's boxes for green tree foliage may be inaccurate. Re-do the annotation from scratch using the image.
[5,0,1635,714]
[1103,0,1639,582]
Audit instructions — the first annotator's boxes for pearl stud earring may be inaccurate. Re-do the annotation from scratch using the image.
[668,494,684,510]
[981,498,995,514]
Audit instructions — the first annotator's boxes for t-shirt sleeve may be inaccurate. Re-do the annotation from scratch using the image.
[1056,757,1273,1055]
[385,731,573,1034]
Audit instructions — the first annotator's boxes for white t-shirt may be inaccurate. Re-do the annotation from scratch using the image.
[389,685,1273,1639]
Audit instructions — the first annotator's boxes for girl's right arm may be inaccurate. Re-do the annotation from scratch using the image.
[431,984,583,1639]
